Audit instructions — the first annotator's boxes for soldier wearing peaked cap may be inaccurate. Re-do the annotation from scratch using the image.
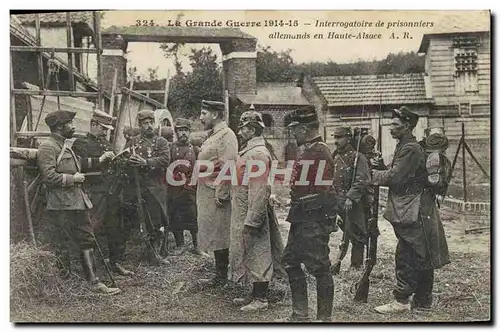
[228,110,286,312]
[330,126,371,273]
[167,118,201,254]
[73,109,135,277]
[276,107,336,322]
[37,110,120,294]
[372,106,450,314]
[197,99,238,287]
[120,109,171,264]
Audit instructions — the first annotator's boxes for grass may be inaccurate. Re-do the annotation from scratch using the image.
[10,205,491,323]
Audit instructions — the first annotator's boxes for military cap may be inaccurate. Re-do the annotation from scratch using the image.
[45,110,76,128]
[392,106,419,128]
[360,134,376,153]
[174,118,192,130]
[201,100,225,113]
[287,107,318,127]
[137,109,155,122]
[332,126,353,137]
[238,111,265,129]
[91,109,115,130]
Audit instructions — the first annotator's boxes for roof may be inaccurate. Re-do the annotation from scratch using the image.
[418,12,490,53]
[102,26,255,43]
[237,83,310,106]
[312,74,432,107]
[13,12,95,32]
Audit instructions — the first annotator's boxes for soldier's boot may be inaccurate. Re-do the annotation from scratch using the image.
[81,249,121,295]
[374,300,411,314]
[198,249,229,287]
[110,262,135,276]
[190,231,203,255]
[173,231,185,247]
[350,242,365,271]
[315,274,334,322]
[412,269,434,311]
[240,282,269,312]
[275,267,309,322]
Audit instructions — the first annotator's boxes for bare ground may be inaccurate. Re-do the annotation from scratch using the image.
[11,206,491,323]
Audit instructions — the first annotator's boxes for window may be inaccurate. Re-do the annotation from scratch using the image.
[453,36,480,94]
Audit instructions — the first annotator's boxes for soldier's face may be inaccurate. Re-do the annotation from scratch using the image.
[390,118,408,139]
[292,125,307,144]
[176,128,190,143]
[334,135,349,150]
[237,125,255,145]
[140,119,155,136]
[200,109,216,130]
[60,121,75,138]
[91,122,108,138]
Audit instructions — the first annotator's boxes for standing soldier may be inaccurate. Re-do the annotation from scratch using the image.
[122,109,170,264]
[229,111,285,312]
[197,100,238,287]
[72,110,134,276]
[37,110,120,294]
[372,107,450,314]
[330,127,371,273]
[277,108,336,322]
[168,118,201,254]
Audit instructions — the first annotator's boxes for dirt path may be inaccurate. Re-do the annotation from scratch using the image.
[11,207,491,323]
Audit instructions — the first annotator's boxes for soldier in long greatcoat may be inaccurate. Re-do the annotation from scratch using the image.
[372,107,450,314]
[196,100,238,287]
[229,111,285,312]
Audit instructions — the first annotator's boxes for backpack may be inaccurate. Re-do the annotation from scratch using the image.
[424,133,452,196]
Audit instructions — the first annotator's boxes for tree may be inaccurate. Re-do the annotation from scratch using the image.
[256,46,299,82]
[147,67,159,81]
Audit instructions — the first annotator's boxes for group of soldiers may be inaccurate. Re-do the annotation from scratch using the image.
[36,99,451,322]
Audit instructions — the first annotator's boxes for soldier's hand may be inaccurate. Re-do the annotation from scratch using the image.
[73,172,85,183]
[99,151,115,163]
[214,197,224,208]
[345,197,353,211]
[129,154,147,167]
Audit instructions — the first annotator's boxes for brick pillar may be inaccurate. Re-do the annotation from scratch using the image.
[220,39,257,96]
[101,34,128,95]
[220,38,257,130]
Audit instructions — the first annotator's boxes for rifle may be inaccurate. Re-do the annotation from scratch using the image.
[352,95,382,302]
[331,127,364,276]
[93,237,118,288]
[126,80,165,265]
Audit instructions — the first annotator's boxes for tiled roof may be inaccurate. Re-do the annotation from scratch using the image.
[418,12,490,53]
[312,74,432,107]
[102,26,255,41]
[13,11,94,26]
[237,83,310,106]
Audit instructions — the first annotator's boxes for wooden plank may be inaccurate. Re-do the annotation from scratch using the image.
[121,87,165,109]
[93,12,103,110]
[108,68,118,115]
[15,131,87,138]
[66,13,74,91]
[164,69,171,106]
[34,14,45,90]
[12,89,99,97]
[134,90,166,94]
[10,46,98,54]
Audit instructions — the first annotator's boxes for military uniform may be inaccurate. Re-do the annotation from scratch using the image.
[37,110,120,294]
[122,110,171,257]
[281,108,335,322]
[331,127,371,269]
[168,118,200,248]
[372,107,450,314]
[72,110,133,275]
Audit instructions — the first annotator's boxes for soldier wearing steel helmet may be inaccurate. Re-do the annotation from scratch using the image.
[228,110,285,312]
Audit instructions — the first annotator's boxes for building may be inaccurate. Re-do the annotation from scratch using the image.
[308,73,433,162]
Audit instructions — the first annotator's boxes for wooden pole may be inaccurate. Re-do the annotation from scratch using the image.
[163,70,171,107]
[93,12,103,110]
[35,14,45,90]
[461,122,467,202]
[18,166,37,247]
[66,13,74,91]
[224,90,229,124]
[11,54,17,147]
[109,68,118,115]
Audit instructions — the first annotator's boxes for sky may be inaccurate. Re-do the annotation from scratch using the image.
[100,10,489,79]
